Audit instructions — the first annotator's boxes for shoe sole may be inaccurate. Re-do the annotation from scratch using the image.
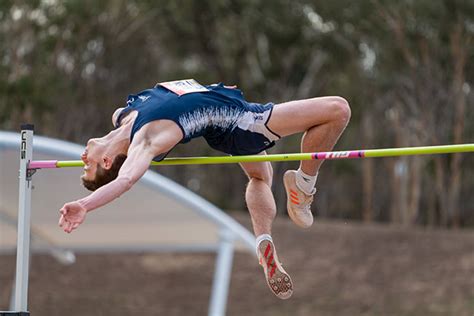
[258,240,293,299]
[283,171,312,229]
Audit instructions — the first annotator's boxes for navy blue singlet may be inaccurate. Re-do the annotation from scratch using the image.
[115,83,280,161]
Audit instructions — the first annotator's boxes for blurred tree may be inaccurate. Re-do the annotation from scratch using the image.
[0,0,472,226]
[372,0,474,227]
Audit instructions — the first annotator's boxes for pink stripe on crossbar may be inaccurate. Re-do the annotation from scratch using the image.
[312,150,365,160]
[28,160,58,169]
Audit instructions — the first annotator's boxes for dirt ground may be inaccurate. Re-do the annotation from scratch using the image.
[1,213,474,316]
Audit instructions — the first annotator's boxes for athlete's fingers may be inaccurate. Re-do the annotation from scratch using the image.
[63,220,72,233]
[68,220,75,233]
[58,214,65,227]
[59,206,67,216]
[66,221,73,233]
[72,222,80,230]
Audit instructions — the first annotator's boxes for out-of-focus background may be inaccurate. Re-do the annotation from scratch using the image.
[1,1,473,315]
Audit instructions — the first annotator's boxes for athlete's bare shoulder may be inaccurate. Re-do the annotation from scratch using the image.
[130,119,183,155]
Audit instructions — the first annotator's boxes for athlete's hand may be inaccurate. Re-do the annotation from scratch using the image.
[59,201,87,233]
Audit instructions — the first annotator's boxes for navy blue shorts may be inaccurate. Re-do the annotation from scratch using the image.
[203,102,281,155]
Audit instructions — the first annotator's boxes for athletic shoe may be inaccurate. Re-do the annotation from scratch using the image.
[257,239,293,299]
[283,170,315,228]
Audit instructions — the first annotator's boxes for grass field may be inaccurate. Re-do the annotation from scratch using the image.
[1,213,474,316]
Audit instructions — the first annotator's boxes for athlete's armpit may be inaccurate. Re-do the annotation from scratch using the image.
[76,143,156,212]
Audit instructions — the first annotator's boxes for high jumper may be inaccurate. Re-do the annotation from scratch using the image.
[58,79,351,299]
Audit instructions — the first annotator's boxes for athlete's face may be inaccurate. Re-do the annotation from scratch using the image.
[80,138,104,181]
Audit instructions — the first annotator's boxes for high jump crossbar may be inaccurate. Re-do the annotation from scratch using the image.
[29,143,474,169]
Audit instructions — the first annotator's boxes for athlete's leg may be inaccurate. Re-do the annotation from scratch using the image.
[239,155,275,237]
[267,96,351,175]
[240,155,293,299]
[267,96,350,228]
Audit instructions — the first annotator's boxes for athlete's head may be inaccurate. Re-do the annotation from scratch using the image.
[80,138,127,191]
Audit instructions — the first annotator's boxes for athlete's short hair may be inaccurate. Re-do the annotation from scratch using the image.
[81,154,127,191]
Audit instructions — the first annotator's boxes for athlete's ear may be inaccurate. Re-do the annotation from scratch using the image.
[102,155,114,170]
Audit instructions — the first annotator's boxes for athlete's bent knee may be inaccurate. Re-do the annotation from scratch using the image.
[330,96,351,126]
[246,163,273,186]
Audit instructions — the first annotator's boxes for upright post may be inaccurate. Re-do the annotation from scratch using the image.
[13,124,34,314]
[208,229,236,316]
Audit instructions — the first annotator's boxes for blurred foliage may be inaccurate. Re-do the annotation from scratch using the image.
[0,0,473,226]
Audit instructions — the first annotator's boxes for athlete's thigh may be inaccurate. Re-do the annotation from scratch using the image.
[239,152,273,186]
[267,96,343,137]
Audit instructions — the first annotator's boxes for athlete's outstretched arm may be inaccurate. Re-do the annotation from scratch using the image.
[58,141,156,233]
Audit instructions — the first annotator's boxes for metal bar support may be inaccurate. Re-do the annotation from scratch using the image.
[13,124,34,314]
[208,229,236,316]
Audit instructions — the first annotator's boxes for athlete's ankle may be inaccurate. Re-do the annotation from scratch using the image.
[295,168,318,195]
[255,233,273,256]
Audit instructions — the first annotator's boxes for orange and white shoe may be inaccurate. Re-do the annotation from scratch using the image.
[257,239,293,299]
[283,170,315,228]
